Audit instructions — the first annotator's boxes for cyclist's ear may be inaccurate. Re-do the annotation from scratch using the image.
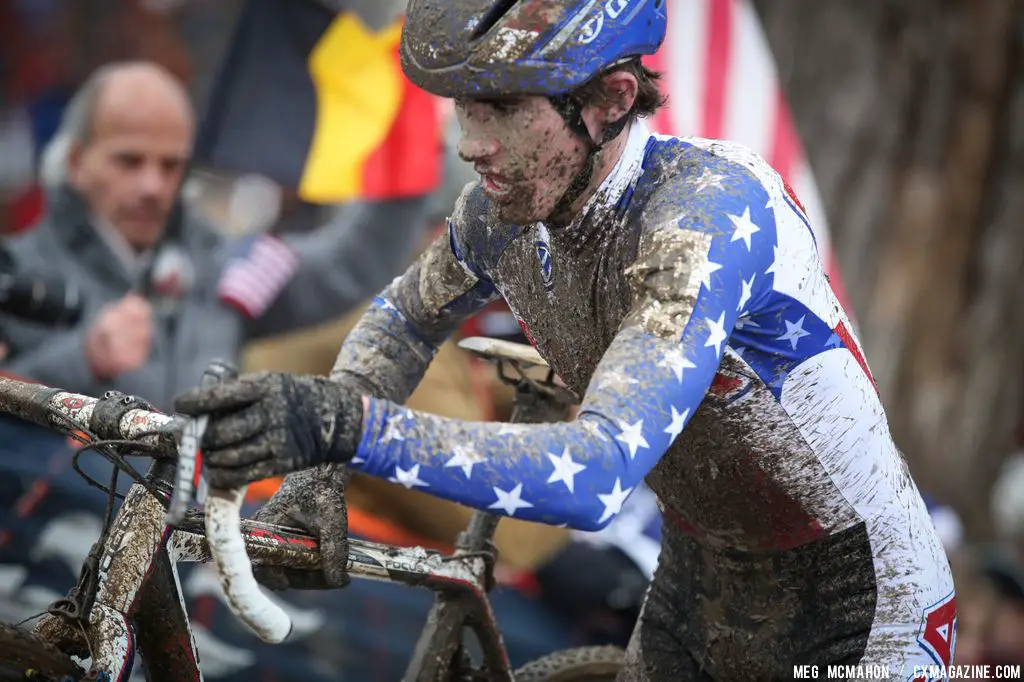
[595,70,638,125]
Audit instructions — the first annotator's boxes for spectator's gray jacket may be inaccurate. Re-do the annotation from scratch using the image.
[0,185,428,409]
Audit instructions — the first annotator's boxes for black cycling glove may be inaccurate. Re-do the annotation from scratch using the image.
[173,371,363,489]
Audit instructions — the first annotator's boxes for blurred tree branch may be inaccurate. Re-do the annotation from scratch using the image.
[753,0,1024,538]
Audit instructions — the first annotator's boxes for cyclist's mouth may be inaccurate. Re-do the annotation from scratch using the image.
[482,174,513,200]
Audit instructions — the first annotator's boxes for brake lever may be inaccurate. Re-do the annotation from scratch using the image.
[164,360,238,526]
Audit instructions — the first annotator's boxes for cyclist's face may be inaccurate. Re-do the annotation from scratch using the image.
[67,69,192,252]
[455,95,588,224]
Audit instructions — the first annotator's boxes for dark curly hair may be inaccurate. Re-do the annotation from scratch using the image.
[573,57,668,124]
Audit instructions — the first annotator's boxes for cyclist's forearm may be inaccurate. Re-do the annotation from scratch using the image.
[330,295,439,403]
[331,229,498,403]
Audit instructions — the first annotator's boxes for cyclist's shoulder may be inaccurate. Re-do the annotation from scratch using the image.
[633,134,775,234]
[448,181,525,276]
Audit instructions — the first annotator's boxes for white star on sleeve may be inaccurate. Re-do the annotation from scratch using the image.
[699,257,724,291]
[390,464,428,489]
[663,406,690,443]
[660,346,697,383]
[546,447,587,493]
[489,483,533,516]
[737,273,755,312]
[380,409,412,444]
[704,311,728,357]
[378,298,398,312]
[777,314,811,350]
[615,420,650,459]
[734,314,760,331]
[728,206,761,251]
[691,167,727,193]
[597,478,634,525]
[445,445,483,479]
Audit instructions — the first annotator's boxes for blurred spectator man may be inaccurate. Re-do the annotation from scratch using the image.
[0,60,430,680]
[0,60,429,408]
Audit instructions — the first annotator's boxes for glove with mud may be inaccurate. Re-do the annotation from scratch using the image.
[173,371,363,489]
[253,463,351,590]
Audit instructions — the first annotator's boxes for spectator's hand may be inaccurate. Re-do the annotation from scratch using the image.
[85,293,154,380]
[252,464,351,590]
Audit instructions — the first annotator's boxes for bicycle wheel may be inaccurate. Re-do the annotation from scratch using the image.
[0,624,82,682]
[513,645,624,682]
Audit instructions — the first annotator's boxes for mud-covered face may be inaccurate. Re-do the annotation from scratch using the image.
[455,95,588,224]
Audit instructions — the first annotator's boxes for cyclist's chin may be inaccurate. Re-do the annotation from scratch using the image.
[493,187,545,225]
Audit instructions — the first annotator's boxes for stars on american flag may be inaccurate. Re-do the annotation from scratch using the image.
[660,346,697,383]
[390,464,428,489]
[778,314,811,350]
[765,244,781,278]
[489,483,533,516]
[445,445,484,479]
[704,311,728,357]
[546,447,587,493]
[692,167,727,193]
[738,273,756,312]
[728,206,761,251]
[699,257,723,291]
[597,478,633,525]
[616,419,650,459]
[663,406,689,443]
[380,408,414,444]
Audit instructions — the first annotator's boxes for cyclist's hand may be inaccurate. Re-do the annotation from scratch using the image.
[253,464,351,590]
[173,371,363,489]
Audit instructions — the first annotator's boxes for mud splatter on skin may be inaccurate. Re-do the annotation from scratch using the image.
[454,95,592,226]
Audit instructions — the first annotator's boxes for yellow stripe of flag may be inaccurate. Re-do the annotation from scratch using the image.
[301,13,404,203]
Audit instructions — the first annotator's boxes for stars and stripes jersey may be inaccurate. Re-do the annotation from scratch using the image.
[334,122,955,672]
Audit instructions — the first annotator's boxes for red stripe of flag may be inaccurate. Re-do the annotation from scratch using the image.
[702,0,733,139]
[217,235,299,319]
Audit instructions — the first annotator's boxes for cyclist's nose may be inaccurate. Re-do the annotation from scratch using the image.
[457,133,499,163]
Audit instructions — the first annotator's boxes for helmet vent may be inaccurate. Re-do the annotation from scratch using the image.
[470,0,520,41]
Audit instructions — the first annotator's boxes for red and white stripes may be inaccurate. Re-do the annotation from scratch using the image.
[643,0,851,312]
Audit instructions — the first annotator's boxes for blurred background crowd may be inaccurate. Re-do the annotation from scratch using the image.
[0,0,1022,679]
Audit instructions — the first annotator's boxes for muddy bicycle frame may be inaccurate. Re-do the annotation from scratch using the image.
[0,338,575,682]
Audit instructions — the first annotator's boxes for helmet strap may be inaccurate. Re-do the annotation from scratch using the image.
[546,94,630,226]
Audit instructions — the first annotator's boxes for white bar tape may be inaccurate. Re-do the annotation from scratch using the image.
[204,486,292,644]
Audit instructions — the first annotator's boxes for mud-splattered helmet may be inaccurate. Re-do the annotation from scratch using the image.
[399,0,667,99]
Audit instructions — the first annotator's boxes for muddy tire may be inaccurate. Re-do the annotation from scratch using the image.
[0,624,82,682]
[513,645,624,682]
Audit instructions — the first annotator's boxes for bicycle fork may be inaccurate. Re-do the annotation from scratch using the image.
[34,460,202,682]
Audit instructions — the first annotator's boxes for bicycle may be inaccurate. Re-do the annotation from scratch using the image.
[0,337,624,682]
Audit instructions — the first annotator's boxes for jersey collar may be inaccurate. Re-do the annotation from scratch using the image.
[551,120,651,246]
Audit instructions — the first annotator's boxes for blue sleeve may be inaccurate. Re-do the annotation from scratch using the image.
[350,170,777,530]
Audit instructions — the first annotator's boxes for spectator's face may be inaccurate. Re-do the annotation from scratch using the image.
[68,69,193,251]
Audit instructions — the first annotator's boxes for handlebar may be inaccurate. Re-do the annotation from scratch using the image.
[0,371,294,645]
[173,360,293,644]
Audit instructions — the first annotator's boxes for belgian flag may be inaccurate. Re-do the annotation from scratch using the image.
[192,0,441,203]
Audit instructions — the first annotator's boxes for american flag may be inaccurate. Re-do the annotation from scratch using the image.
[643,0,852,313]
[217,234,299,319]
